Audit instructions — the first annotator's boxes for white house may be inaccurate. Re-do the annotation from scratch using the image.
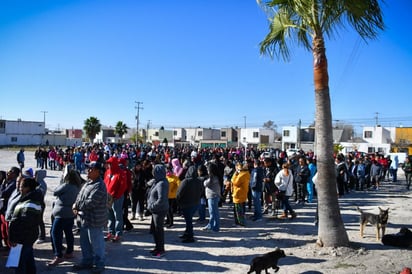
[240,128,275,147]
[0,119,45,146]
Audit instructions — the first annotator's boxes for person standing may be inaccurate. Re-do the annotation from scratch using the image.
[402,156,412,190]
[8,177,42,274]
[104,156,127,242]
[176,165,202,243]
[389,155,399,183]
[72,161,107,273]
[274,163,297,219]
[0,167,20,248]
[165,164,180,228]
[34,169,47,244]
[295,157,310,204]
[306,158,317,203]
[130,160,146,221]
[17,148,25,171]
[47,169,82,266]
[147,164,169,257]
[231,162,250,226]
[262,157,279,216]
[249,159,264,222]
[203,162,221,232]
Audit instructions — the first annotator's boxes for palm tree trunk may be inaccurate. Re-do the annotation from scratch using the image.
[313,37,349,247]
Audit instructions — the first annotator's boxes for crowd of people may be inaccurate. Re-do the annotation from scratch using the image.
[0,143,411,273]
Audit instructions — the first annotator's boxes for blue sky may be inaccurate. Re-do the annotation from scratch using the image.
[0,0,411,134]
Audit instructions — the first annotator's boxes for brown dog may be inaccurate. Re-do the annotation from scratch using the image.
[357,206,389,240]
[247,247,286,274]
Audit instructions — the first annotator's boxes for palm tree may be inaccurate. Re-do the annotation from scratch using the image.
[257,0,384,247]
[83,116,102,144]
[115,121,129,142]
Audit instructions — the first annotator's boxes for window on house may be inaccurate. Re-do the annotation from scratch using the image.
[11,137,17,142]
[155,131,159,136]
[221,131,226,138]
[198,131,203,137]
[364,131,373,138]
[253,132,259,138]
[174,130,177,136]
[283,130,290,137]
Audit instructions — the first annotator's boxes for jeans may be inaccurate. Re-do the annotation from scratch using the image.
[251,190,262,220]
[16,244,36,274]
[390,168,398,182]
[182,205,197,238]
[207,197,220,231]
[108,195,124,236]
[79,226,105,268]
[51,217,75,257]
[281,195,294,214]
[306,182,314,203]
[198,198,207,221]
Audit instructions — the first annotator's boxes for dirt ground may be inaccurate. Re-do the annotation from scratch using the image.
[0,148,411,274]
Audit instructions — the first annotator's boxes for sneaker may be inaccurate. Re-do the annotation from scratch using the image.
[202,226,211,231]
[151,250,166,258]
[139,216,144,221]
[111,235,121,242]
[104,233,113,241]
[36,239,45,244]
[290,212,297,219]
[47,256,64,266]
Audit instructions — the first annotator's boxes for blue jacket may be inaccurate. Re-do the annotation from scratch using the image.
[250,166,264,192]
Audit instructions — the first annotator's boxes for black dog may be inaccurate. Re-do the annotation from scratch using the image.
[357,206,389,240]
[382,227,412,248]
[247,248,286,274]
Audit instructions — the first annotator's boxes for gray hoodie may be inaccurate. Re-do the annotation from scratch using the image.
[147,164,169,214]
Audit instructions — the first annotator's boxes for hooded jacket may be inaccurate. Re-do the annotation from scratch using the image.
[104,157,128,199]
[176,166,203,209]
[147,164,169,214]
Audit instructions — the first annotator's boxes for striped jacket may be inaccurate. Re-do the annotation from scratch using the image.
[74,178,108,228]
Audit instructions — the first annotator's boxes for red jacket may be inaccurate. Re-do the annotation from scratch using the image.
[104,157,127,199]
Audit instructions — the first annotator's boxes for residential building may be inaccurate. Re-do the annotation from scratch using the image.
[0,119,45,146]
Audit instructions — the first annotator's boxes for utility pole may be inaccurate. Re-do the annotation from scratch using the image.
[40,110,48,146]
[41,110,48,126]
[375,112,379,126]
[135,101,143,146]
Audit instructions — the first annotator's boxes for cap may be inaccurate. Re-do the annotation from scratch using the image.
[23,168,34,178]
[86,161,104,170]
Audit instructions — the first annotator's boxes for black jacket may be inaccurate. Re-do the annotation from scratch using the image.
[9,189,42,246]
